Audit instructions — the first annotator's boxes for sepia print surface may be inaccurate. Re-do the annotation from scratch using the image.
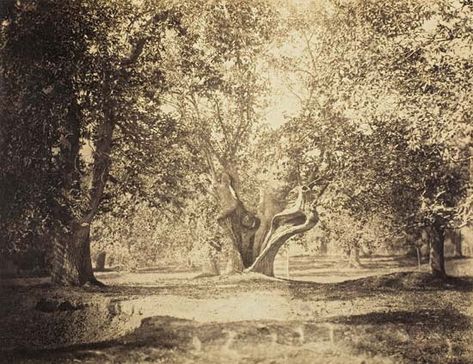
[1,0,472,363]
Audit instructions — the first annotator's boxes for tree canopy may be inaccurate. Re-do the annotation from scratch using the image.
[1,0,471,284]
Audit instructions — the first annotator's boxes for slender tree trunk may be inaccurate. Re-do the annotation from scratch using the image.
[195,241,221,278]
[429,223,447,278]
[224,244,244,274]
[62,97,81,195]
[348,247,362,268]
[95,251,106,271]
[200,256,220,277]
[416,246,421,271]
[452,229,463,258]
[319,239,328,256]
[186,256,195,269]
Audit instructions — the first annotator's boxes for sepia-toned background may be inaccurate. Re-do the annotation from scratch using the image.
[1,0,472,362]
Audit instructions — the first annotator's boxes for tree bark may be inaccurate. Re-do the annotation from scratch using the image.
[62,97,82,196]
[51,223,96,285]
[214,169,259,271]
[246,186,319,276]
[252,189,286,261]
[416,246,421,271]
[429,223,447,278]
[210,163,321,277]
[50,91,100,286]
[51,92,115,286]
[247,247,278,276]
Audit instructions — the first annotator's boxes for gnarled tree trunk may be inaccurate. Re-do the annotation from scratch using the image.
[212,165,320,277]
[214,168,260,271]
[246,186,319,276]
[252,189,286,262]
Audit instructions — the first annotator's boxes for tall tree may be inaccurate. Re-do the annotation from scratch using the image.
[277,0,472,277]
[0,0,189,285]
[160,0,330,276]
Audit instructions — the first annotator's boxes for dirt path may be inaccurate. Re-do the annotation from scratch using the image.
[1,258,473,363]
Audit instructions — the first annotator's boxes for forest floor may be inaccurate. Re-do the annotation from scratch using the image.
[1,256,473,363]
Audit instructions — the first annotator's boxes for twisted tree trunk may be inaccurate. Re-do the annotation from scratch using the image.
[246,186,319,276]
[252,189,286,261]
[213,167,320,277]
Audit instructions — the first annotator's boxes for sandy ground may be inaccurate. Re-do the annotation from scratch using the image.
[1,256,473,363]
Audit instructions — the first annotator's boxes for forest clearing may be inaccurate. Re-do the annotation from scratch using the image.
[2,256,473,363]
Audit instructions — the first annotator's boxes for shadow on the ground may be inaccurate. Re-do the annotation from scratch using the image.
[0,317,186,362]
[1,316,315,362]
[4,306,473,364]
[326,308,473,364]
[328,308,472,330]
[4,271,472,303]
[282,272,473,304]
[2,270,473,363]
[285,255,419,272]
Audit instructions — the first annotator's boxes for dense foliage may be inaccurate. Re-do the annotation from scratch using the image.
[1,0,471,279]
